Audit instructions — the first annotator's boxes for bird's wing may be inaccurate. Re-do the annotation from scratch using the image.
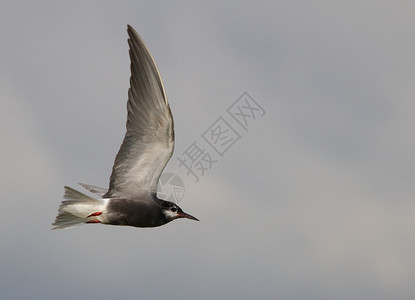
[104,25,174,198]
[79,183,108,197]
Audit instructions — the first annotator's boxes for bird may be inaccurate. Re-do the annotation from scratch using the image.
[52,25,198,229]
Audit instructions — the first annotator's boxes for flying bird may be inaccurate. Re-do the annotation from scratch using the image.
[52,25,198,229]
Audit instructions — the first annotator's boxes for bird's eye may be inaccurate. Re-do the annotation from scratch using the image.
[170,206,178,213]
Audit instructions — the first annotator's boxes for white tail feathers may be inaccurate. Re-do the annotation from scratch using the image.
[52,186,107,229]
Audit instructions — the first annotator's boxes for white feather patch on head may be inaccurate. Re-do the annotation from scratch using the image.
[163,208,180,220]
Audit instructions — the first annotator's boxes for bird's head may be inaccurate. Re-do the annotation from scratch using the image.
[161,201,199,222]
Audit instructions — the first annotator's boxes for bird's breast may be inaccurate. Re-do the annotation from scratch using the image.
[106,198,166,227]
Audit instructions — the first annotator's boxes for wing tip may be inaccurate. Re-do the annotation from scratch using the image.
[127,24,140,41]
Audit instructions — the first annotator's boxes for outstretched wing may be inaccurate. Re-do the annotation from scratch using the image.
[104,25,174,198]
[79,183,108,197]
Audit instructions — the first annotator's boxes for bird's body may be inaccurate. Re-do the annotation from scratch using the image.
[52,25,198,229]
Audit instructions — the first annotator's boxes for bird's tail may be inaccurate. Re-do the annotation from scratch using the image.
[52,186,107,230]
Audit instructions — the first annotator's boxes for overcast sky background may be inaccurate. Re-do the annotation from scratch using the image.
[1,1,415,299]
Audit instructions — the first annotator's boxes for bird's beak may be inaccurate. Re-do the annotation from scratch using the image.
[178,212,199,221]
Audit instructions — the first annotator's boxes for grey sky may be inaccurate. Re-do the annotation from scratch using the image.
[1,1,415,299]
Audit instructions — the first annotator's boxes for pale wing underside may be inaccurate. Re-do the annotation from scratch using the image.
[104,25,174,198]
